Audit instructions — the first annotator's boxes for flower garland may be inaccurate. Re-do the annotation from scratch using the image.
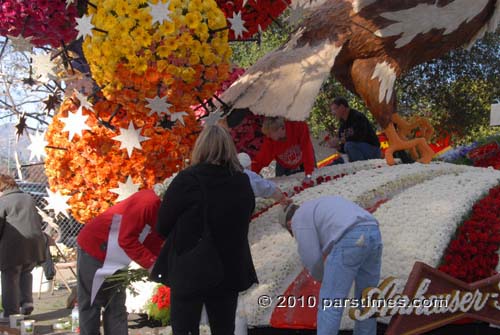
[44,95,199,222]
[83,0,232,109]
[147,285,171,326]
[439,184,500,282]
[0,0,78,47]
[217,0,291,40]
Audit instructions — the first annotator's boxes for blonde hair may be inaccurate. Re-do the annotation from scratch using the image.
[262,117,285,136]
[191,125,243,172]
[0,174,17,192]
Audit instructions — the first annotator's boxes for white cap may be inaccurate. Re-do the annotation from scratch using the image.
[237,152,252,169]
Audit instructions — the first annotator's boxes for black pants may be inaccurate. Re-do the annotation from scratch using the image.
[1,263,35,316]
[275,163,304,177]
[170,290,238,335]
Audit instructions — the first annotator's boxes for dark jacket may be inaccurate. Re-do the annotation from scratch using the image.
[0,187,46,270]
[156,163,258,293]
[338,109,380,152]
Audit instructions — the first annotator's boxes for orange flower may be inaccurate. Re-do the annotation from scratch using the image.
[44,93,199,223]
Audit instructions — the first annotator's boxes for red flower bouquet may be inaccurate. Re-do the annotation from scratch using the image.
[147,285,171,326]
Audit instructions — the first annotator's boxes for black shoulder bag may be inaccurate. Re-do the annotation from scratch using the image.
[150,174,224,292]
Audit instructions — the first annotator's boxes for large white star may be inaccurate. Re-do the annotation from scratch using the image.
[7,35,33,53]
[145,95,172,117]
[60,106,91,141]
[203,109,224,127]
[149,0,173,25]
[75,14,95,40]
[32,53,56,83]
[27,131,48,161]
[112,122,150,158]
[170,111,188,126]
[44,188,71,218]
[74,89,94,111]
[228,11,248,39]
[110,176,141,202]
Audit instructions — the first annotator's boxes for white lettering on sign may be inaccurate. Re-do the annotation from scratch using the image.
[349,278,500,320]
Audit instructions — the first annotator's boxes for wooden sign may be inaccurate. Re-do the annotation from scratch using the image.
[349,262,500,335]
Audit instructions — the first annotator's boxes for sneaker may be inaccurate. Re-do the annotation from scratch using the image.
[20,303,34,316]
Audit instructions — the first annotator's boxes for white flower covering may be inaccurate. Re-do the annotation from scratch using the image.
[243,162,474,326]
[254,159,391,213]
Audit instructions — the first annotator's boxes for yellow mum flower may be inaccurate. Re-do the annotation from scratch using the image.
[185,12,202,30]
[188,54,200,65]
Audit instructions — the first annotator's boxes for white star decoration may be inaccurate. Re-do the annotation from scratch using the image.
[112,122,150,158]
[27,131,48,161]
[75,15,94,40]
[228,11,248,39]
[60,107,91,141]
[145,95,172,117]
[149,0,173,25]
[66,0,75,8]
[32,53,56,83]
[74,89,94,111]
[170,111,188,126]
[203,109,224,127]
[44,188,71,218]
[110,176,140,202]
[7,35,33,53]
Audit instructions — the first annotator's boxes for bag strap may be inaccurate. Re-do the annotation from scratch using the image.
[190,173,211,237]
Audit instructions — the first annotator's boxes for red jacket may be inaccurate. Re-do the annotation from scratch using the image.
[77,189,164,269]
[252,121,315,175]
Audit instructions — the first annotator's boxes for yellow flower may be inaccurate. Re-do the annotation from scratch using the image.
[188,54,200,65]
[202,51,215,65]
[185,12,202,30]
[188,0,202,12]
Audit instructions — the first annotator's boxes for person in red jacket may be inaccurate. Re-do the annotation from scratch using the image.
[77,189,164,335]
[252,117,315,183]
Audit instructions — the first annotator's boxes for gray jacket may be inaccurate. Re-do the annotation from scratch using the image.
[0,187,46,270]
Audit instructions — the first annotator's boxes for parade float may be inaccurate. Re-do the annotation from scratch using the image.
[125,159,500,333]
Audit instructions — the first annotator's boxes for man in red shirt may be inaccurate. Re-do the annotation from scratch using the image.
[77,189,164,335]
[252,117,315,183]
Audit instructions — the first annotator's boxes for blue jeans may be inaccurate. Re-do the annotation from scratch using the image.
[318,225,382,335]
[344,142,381,162]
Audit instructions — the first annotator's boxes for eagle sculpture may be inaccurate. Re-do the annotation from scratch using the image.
[221,0,500,164]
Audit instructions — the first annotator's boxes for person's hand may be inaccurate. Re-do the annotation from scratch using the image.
[302,174,314,186]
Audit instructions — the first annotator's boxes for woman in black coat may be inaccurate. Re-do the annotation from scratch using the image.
[0,174,46,317]
[156,125,257,335]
